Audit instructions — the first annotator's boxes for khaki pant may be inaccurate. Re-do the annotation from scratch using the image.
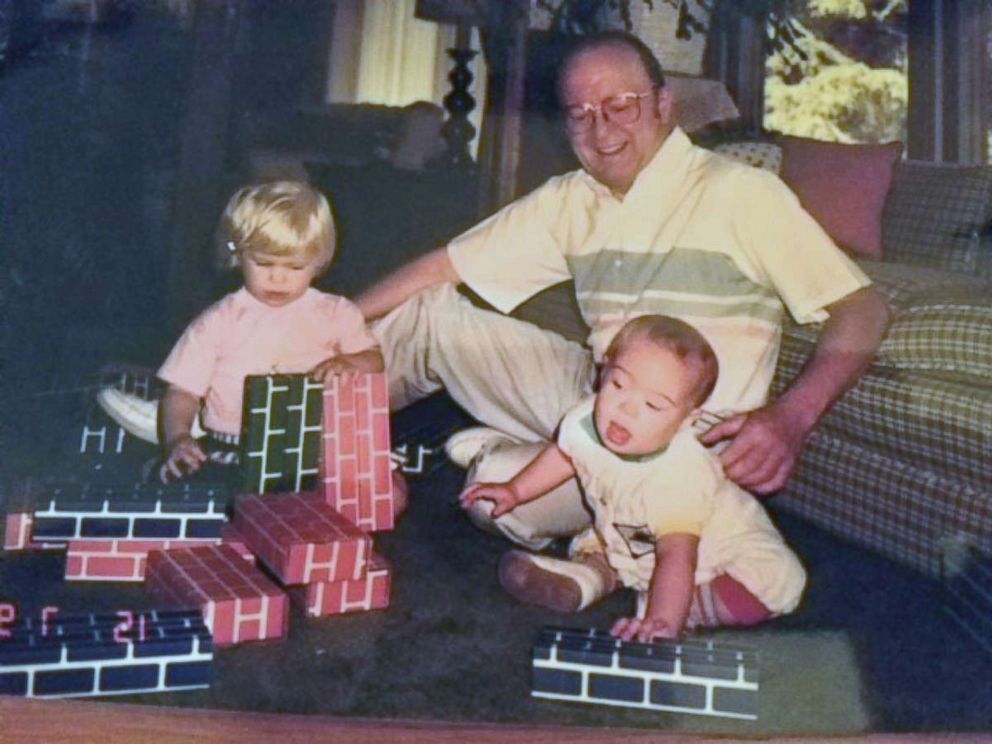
[372,284,596,548]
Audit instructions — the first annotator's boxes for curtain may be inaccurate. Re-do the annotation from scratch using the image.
[355,0,452,105]
[327,0,487,153]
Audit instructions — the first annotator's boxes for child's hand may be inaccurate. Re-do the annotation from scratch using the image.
[160,435,206,483]
[310,355,362,384]
[611,616,678,643]
[458,482,520,518]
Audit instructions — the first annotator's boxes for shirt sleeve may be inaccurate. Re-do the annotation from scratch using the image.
[325,296,379,355]
[726,168,872,325]
[448,177,574,313]
[157,306,220,398]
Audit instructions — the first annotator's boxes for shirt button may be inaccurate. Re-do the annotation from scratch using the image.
[613,259,622,267]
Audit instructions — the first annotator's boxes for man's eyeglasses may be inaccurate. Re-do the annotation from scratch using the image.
[563,91,655,132]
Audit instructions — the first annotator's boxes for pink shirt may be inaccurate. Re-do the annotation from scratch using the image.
[159,287,378,435]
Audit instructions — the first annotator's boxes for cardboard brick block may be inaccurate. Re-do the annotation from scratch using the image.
[532,627,759,720]
[294,552,391,618]
[233,492,370,586]
[321,373,395,532]
[4,512,62,551]
[241,375,323,494]
[64,537,223,582]
[220,523,256,563]
[24,479,229,542]
[146,544,288,646]
[0,609,212,698]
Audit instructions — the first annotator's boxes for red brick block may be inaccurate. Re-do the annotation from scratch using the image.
[146,544,288,646]
[221,523,256,563]
[294,552,391,618]
[320,373,395,532]
[64,537,221,581]
[233,492,370,585]
[3,512,61,551]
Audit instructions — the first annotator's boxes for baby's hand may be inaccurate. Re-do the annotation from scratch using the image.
[458,482,519,518]
[310,355,362,384]
[160,435,206,483]
[611,616,678,643]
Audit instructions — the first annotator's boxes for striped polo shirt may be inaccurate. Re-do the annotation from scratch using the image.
[448,127,870,415]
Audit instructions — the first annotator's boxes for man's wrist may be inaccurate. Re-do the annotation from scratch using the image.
[774,387,825,435]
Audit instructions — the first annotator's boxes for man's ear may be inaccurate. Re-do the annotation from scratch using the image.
[655,85,675,126]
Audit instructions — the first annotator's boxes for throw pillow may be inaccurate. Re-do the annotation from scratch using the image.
[713,141,782,174]
[881,161,992,277]
[779,136,903,259]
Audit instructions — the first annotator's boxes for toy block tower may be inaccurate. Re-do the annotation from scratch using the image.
[238,373,396,532]
[320,373,395,532]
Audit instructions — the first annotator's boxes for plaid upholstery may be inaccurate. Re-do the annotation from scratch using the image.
[881,160,992,276]
[774,334,991,490]
[774,256,991,575]
[784,261,992,385]
[771,430,992,577]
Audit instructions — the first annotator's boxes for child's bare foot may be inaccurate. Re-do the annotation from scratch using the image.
[498,551,615,613]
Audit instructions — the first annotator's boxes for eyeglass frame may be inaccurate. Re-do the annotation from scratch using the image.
[561,89,659,133]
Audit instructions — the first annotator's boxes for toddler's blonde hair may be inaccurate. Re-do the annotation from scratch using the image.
[216,181,335,273]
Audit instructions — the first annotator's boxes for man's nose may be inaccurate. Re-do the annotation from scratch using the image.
[591,109,613,137]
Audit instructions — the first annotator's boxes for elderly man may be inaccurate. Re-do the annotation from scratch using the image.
[360,30,889,611]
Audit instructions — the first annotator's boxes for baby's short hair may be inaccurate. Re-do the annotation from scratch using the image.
[605,315,719,408]
[216,181,335,273]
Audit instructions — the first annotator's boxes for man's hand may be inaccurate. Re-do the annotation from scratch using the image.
[699,401,811,495]
[611,616,677,643]
[160,434,206,483]
[459,482,520,518]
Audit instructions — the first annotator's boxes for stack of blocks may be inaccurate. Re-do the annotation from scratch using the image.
[1,372,394,650]
[233,492,390,618]
[144,372,394,643]
[237,373,395,616]
[2,480,240,581]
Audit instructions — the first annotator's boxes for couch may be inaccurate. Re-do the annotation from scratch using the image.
[512,144,992,578]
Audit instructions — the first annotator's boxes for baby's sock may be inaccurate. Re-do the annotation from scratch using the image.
[687,574,771,629]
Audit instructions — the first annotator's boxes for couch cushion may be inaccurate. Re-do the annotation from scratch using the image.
[775,331,991,490]
[784,261,992,386]
[771,429,992,577]
[779,136,903,259]
[881,160,992,276]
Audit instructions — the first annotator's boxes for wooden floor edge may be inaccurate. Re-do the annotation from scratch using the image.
[1,698,990,743]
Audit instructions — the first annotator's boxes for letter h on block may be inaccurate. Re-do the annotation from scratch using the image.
[320,373,395,532]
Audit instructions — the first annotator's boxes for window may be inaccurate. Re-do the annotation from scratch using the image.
[764,0,908,144]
